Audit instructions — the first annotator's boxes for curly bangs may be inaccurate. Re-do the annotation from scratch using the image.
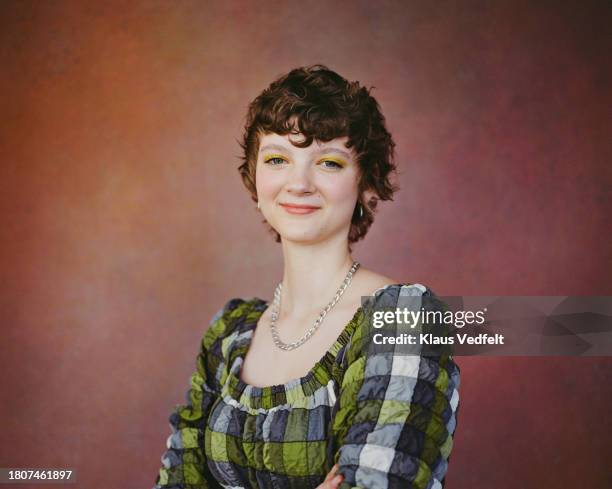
[238,64,398,246]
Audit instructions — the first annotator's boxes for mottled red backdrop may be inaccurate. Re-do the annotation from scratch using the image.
[1,1,610,488]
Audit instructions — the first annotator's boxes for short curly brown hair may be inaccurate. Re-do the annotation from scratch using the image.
[238,64,398,248]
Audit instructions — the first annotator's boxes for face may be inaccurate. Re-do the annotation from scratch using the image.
[255,132,362,245]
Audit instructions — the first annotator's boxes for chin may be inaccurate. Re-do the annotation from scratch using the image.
[279,232,321,244]
[275,226,326,243]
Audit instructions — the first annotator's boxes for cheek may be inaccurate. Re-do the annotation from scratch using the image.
[255,166,283,197]
[319,176,359,203]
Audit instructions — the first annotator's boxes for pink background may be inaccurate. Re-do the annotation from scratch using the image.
[1,1,610,488]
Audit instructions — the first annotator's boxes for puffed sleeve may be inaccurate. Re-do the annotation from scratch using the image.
[153,300,237,489]
[332,284,461,489]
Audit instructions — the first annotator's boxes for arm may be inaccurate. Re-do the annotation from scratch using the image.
[332,285,461,489]
[153,303,231,489]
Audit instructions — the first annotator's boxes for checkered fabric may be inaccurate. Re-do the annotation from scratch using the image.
[153,284,461,489]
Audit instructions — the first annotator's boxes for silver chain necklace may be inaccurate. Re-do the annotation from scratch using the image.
[269,261,361,351]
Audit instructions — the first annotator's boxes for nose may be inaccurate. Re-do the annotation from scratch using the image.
[285,164,315,195]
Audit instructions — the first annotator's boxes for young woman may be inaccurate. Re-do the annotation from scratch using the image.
[153,65,460,489]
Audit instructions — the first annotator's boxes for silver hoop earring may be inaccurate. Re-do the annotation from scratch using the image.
[359,203,364,218]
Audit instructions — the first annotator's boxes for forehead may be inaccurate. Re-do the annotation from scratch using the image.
[258,133,354,159]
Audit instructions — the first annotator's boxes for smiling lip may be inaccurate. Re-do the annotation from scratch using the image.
[279,203,321,214]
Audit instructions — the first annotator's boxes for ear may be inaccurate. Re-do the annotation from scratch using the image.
[361,188,376,209]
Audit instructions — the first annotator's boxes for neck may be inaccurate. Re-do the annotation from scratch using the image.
[277,234,356,318]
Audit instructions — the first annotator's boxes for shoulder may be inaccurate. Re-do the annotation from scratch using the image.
[201,296,265,352]
[366,281,439,308]
[196,297,266,389]
[342,281,445,364]
[350,268,441,305]
[349,267,400,297]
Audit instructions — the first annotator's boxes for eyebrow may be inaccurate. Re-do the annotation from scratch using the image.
[259,144,352,160]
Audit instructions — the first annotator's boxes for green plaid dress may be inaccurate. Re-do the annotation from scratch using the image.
[153,283,460,489]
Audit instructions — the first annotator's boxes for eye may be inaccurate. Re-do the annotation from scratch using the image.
[319,159,344,170]
[263,155,287,166]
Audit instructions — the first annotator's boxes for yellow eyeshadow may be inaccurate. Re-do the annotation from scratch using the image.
[263,153,286,162]
[319,156,347,167]
[262,154,347,167]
